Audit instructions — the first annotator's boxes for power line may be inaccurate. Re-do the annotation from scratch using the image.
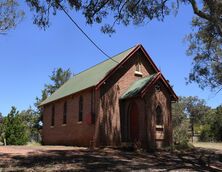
[57,2,119,64]
[207,87,222,101]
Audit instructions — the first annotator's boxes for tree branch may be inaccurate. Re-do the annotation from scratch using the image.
[189,0,222,37]
[91,0,110,18]
[188,0,211,21]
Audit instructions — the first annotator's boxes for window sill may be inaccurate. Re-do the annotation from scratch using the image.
[134,71,143,76]
[77,121,83,124]
[62,124,67,127]
[156,125,164,129]
[50,126,54,128]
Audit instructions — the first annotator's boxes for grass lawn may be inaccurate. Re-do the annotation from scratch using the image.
[0,145,221,171]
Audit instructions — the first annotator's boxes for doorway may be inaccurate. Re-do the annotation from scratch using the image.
[128,102,139,142]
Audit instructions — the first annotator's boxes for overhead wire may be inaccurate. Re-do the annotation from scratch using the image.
[56,2,120,64]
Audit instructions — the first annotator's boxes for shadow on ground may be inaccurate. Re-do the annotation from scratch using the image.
[0,147,221,171]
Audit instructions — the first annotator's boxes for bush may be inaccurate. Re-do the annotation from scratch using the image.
[199,125,214,142]
[173,119,190,146]
[174,142,194,150]
[4,107,29,145]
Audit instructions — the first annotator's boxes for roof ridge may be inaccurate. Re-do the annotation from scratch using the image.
[71,45,137,78]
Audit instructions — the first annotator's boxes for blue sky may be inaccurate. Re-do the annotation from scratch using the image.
[0,3,221,115]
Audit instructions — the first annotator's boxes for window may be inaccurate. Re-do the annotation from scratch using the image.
[51,105,55,126]
[156,106,163,126]
[79,96,83,122]
[63,101,67,124]
[135,62,141,72]
[135,61,142,76]
[155,84,161,92]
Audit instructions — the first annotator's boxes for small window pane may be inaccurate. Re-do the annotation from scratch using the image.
[156,106,163,125]
[136,62,141,72]
[79,96,83,122]
[63,102,67,124]
[51,105,55,126]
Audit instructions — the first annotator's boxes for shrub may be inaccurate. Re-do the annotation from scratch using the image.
[199,125,214,142]
[173,119,190,146]
[4,107,29,145]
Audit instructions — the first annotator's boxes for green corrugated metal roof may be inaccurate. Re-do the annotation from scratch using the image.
[120,74,157,99]
[40,46,136,106]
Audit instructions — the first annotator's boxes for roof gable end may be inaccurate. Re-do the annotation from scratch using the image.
[96,44,160,89]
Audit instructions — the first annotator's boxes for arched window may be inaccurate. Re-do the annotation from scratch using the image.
[79,96,83,122]
[51,105,55,126]
[63,101,67,124]
[156,105,163,125]
[135,61,141,72]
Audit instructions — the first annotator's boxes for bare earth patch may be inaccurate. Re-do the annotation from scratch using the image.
[0,146,221,171]
[193,142,222,153]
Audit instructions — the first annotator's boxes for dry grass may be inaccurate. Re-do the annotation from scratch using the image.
[193,142,222,152]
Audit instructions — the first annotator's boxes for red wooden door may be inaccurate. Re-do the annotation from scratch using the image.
[130,103,139,141]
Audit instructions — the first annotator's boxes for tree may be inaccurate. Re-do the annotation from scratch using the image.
[25,0,222,91]
[186,6,222,90]
[0,0,24,34]
[18,108,40,142]
[172,99,190,147]
[0,112,4,144]
[2,1,221,90]
[35,67,73,108]
[44,67,73,96]
[3,107,29,145]
[212,105,222,141]
[0,112,2,123]
[199,105,222,141]
[181,96,210,142]
[172,96,211,145]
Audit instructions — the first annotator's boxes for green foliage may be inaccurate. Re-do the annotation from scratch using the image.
[3,107,29,145]
[24,0,222,90]
[199,105,222,142]
[0,68,73,145]
[186,1,222,90]
[172,98,190,147]
[199,124,214,142]
[0,0,24,34]
[44,68,73,96]
[18,108,41,142]
[173,119,190,146]
[172,96,214,147]
[2,1,221,90]
[35,68,73,108]
[182,96,210,142]
[213,106,222,141]
[0,112,4,143]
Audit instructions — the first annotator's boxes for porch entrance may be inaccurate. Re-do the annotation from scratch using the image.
[128,103,139,142]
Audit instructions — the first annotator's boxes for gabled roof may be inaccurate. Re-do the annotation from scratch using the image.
[40,44,177,106]
[120,74,157,99]
[141,73,178,101]
[40,45,137,106]
[120,72,178,101]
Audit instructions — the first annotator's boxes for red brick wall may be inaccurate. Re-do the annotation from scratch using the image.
[143,80,172,150]
[42,49,173,149]
[119,81,172,150]
[42,88,95,146]
[96,52,156,146]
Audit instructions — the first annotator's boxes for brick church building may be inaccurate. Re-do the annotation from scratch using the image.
[40,44,178,150]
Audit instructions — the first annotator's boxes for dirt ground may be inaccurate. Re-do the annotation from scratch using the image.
[0,146,221,172]
[193,142,222,154]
